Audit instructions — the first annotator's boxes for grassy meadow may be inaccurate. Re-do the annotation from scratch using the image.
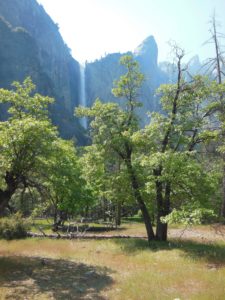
[0,222,225,299]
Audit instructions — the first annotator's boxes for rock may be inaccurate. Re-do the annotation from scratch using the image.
[0,0,85,143]
[134,35,158,69]
[85,35,168,125]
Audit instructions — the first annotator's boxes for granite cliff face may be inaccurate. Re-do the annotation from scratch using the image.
[134,35,158,72]
[85,52,129,106]
[0,0,85,142]
[134,36,167,114]
[85,36,167,124]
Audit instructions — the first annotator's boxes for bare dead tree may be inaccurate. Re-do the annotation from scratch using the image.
[204,14,225,218]
[203,14,225,83]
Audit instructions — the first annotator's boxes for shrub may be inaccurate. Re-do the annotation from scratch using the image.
[161,207,217,226]
[0,213,30,240]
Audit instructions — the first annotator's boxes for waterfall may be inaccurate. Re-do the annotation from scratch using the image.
[79,64,87,129]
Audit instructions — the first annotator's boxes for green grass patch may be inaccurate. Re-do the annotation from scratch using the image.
[122,216,144,223]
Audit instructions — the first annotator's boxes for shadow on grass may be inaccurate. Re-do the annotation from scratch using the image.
[32,221,127,234]
[0,256,113,299]
[115,238,225,265]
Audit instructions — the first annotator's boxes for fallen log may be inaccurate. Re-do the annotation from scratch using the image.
[27,232,147,240]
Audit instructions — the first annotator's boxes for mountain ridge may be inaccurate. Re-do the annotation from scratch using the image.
[0,0,85,143]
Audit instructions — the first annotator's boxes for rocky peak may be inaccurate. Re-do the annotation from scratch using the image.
[188,55,202,74]
[134,35,158,68]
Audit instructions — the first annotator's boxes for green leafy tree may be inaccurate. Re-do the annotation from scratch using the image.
[0,78,91,221]
[80,144,134,225]
[135,47,220,240]
[40,139,91,225]
[77,55,156,241]
[77,52,221,242]
[0,78,57,214]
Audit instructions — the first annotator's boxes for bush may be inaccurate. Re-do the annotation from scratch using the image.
[0,213,30,240]
[161,207,217,226]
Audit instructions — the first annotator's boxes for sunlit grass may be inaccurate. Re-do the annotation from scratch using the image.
[30,218,53,234]
[0,230,225,299]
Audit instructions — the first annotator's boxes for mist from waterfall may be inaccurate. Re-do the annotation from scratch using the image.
[79,64,88,129]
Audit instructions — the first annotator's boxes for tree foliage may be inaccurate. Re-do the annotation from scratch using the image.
[0,78,88,219]
[77,55,155,240]
[77,51,224,241]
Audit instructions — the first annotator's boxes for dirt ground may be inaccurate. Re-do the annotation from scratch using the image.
[29,223,225,243]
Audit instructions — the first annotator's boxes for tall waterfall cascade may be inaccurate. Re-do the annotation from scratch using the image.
[79,64,88,129]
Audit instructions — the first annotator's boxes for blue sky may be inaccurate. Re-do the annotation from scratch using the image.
[37,0,225,64]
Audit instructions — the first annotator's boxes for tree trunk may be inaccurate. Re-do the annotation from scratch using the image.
[211,15,225,220]
[156,221,168,241]
[126,158,155,241]
[155,169,171,241]
[0,190,13,216]
[154,50,183,240]
[155,179,166,240]
[102,197,107,221]
[138,197,155,241]
[53,207,58,225]
[0,172,18,215]
[85,204,89,218]
[115,201,121,227]
[221,154,225,219]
